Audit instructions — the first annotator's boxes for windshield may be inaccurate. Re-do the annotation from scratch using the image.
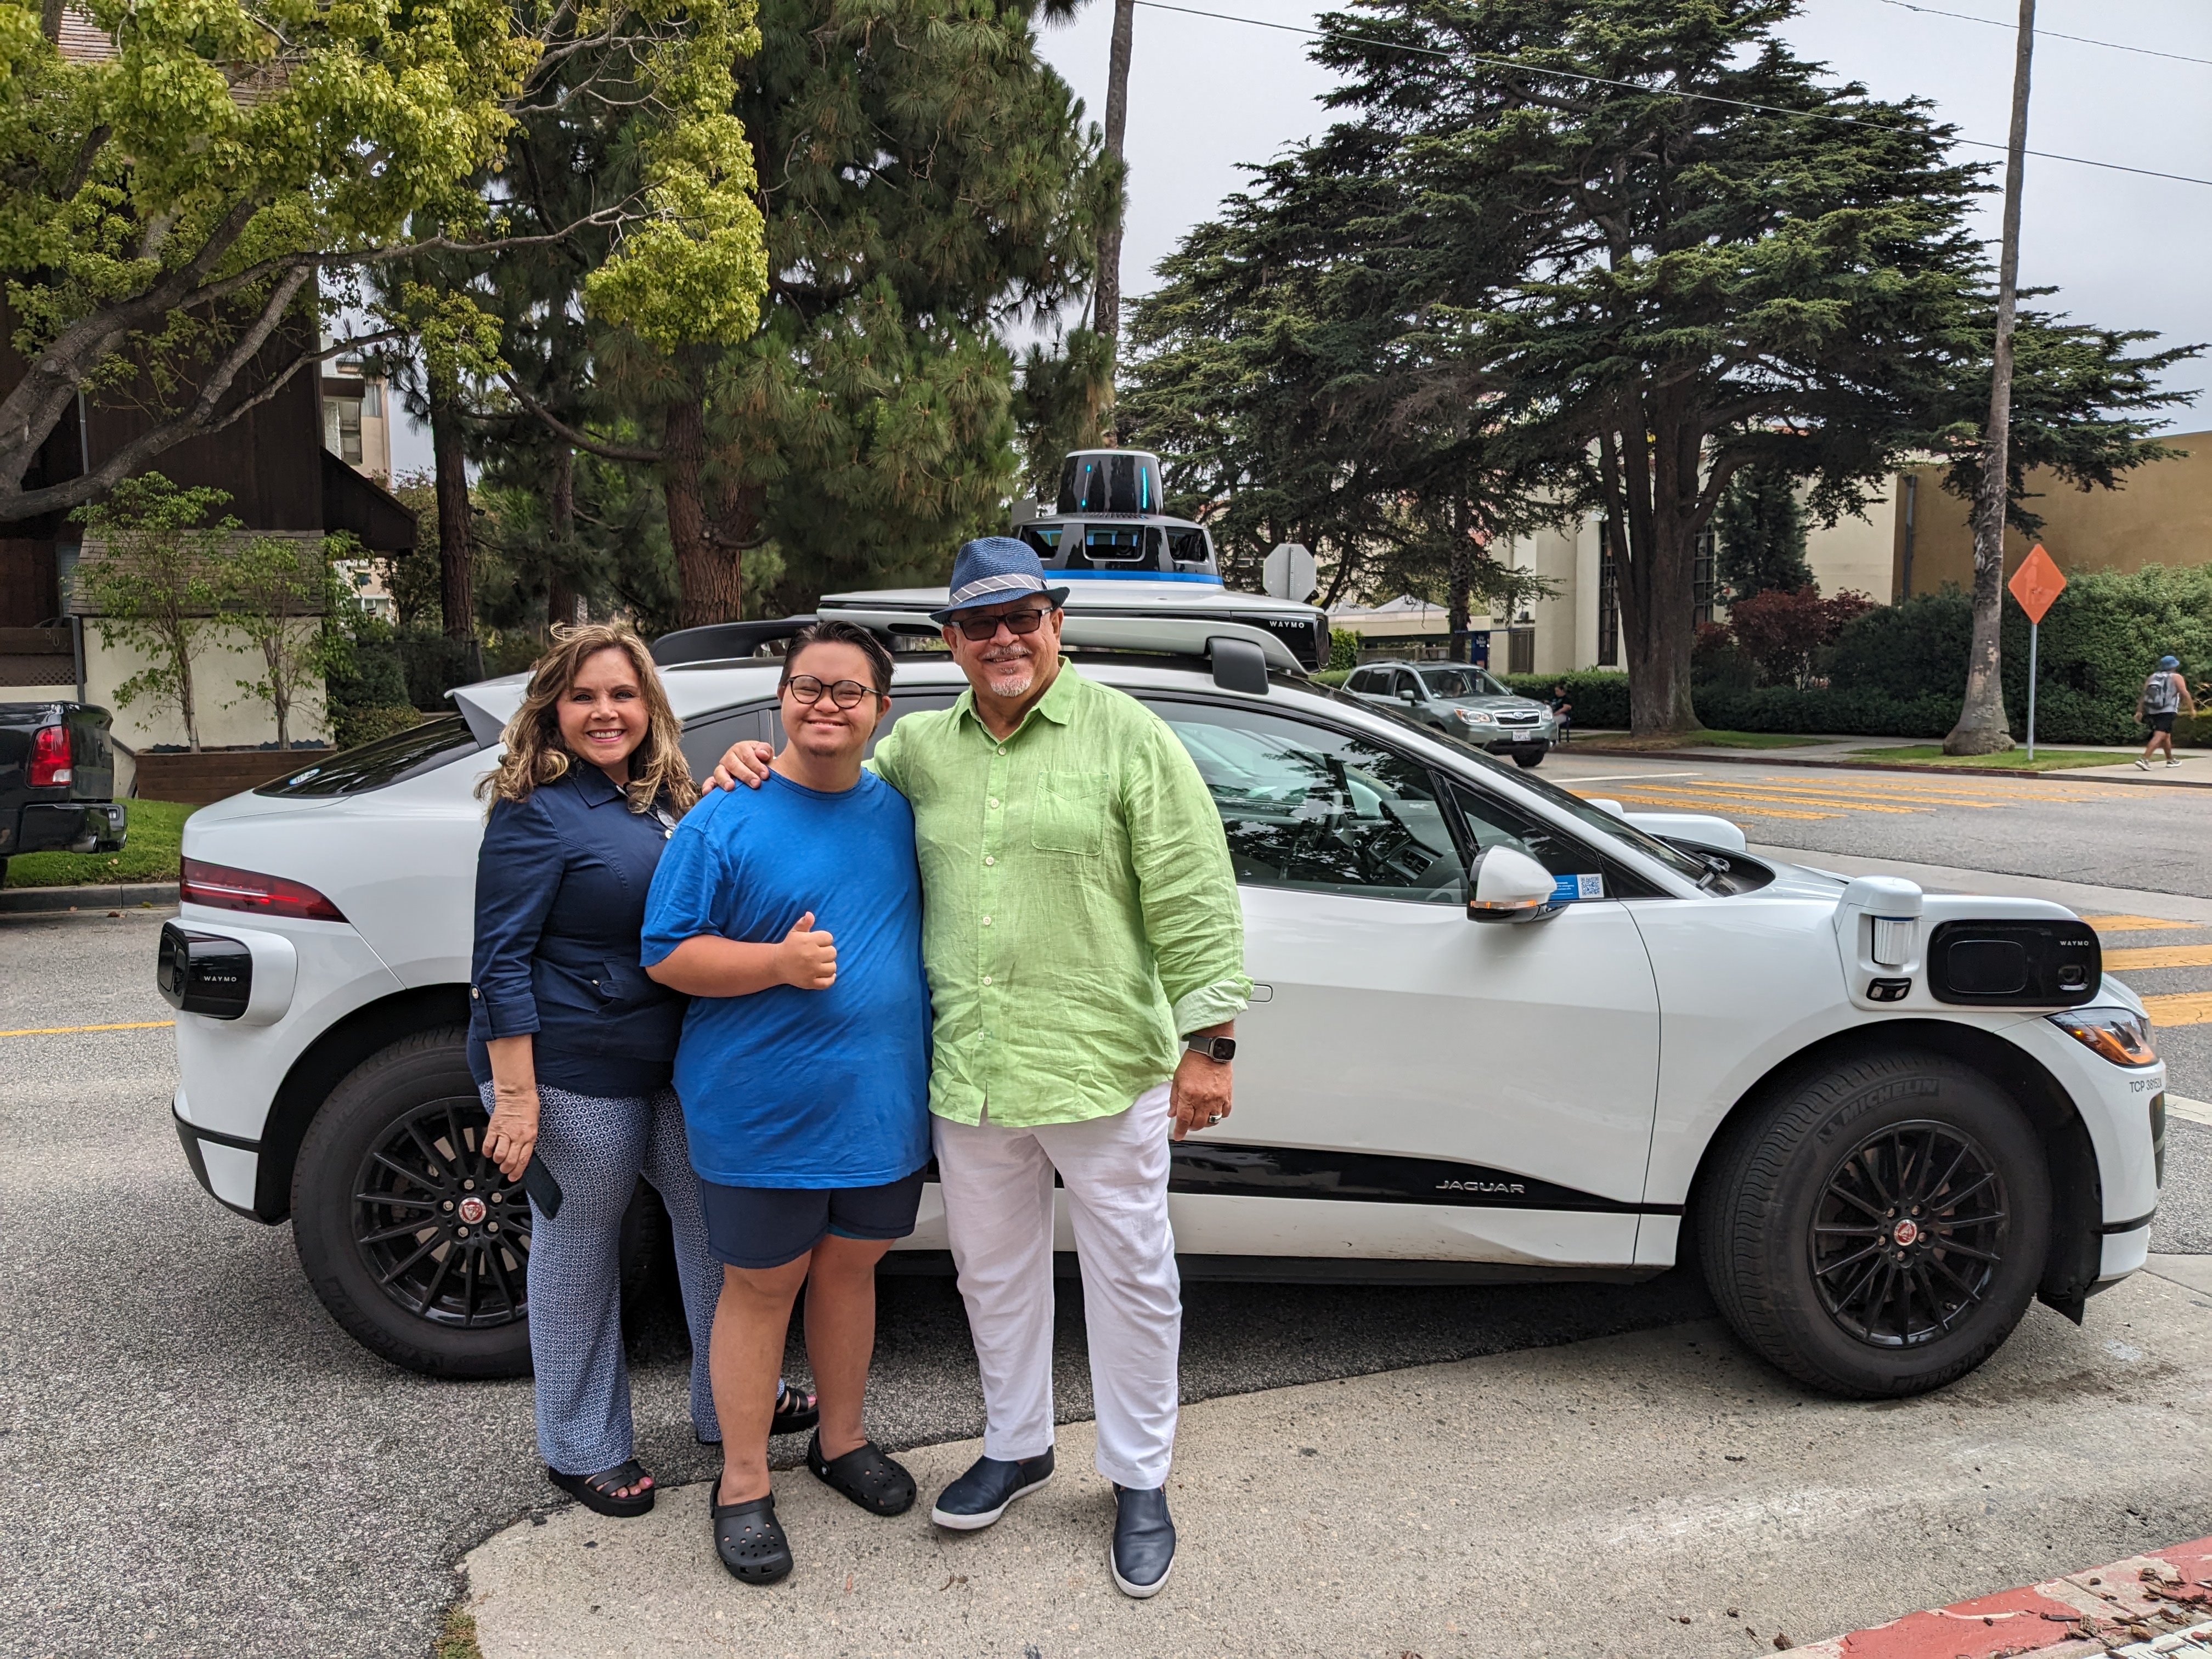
[255,714,481,797]
[1420,667,1512,699]
[1310,685,1715,886]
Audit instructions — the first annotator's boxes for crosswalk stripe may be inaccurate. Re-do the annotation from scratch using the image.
[1634,786,1921,815]
[2082,915,2207,934]
[2102,944,2212,970]
[1573,789,1840,821]
[2142,991,2212,1028]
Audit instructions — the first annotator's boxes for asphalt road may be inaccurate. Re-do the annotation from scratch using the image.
[0,908,1714,1659]
[1545,751,2211,898]
[7,787,2208,1658]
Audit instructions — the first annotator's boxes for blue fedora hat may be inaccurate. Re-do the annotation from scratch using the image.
[929,537,1070,623]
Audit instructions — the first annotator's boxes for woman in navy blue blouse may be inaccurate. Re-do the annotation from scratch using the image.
[473,624,814,1517]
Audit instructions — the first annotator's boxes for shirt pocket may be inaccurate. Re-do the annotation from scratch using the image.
[1031,769,1109,857]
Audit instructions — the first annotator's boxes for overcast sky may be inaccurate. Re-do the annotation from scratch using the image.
[392,0,2211,472]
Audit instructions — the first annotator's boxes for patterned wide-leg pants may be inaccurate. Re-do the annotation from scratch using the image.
[480,1081,723,1476]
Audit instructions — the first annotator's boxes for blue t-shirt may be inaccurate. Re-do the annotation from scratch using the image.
[640,769,930,1188]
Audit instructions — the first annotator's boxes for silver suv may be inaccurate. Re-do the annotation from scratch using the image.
[1345,661,1557,767]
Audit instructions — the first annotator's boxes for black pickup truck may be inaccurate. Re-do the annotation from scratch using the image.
[0,702,127,884]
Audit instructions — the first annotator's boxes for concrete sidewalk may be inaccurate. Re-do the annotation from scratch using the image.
[461,1268,2212,1659]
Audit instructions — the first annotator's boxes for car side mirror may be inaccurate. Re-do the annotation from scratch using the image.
[1467,845,1560,923]
[1399,686,1419,702]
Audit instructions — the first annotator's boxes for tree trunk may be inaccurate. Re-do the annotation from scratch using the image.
[1607,417,1701,737]
[428,364,475,646]
[164,613,201,753]
[1945,0,2036,755]
[1446,503,1472,664]
[662,393,744,628]
[546,444,577,635]
[1094,0,1136,426]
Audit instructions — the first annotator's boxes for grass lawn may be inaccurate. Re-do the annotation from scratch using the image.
[4,798,196,887]
[1576,728,1816,751]
[1847,744,2134,772]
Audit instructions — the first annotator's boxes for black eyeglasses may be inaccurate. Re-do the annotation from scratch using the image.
[784,675,875,709]
[953,607,1052,643]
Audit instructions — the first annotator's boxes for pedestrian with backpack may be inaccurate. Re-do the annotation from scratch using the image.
[2135,654,2195,769]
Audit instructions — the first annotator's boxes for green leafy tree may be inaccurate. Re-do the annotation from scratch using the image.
[69,473,229,750]
[0,0,766,523]
[1713,466,1812,602]
[1296,0,2192,735]
[221,533,347,749]
[1121,130,1566,639]
[516,0,1110,622]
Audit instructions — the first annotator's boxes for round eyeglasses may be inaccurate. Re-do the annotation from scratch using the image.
[784,675,874,709]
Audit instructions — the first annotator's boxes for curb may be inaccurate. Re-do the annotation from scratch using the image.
[1566,744,2212,787]
[1799,1533,2212,1656]
[0,882,177,914]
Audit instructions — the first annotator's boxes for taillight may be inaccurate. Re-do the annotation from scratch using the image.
[180,856,348,922]
[28,724,70,787]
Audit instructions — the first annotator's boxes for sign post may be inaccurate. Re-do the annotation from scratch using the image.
[2006,543,2067,760]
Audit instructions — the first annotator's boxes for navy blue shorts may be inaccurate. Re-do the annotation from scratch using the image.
[699,1169,927,1270]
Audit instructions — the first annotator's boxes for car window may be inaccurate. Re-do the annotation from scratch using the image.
[1393,671,1421,700]
[1150,702,1466,904]
[255,714,479,797]
[678,707,771,780]
[1167,527,1209,566]
[1422,667,1510,699]
[1443,778,1620,895]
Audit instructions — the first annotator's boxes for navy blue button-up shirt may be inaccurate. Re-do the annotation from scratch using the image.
[468,765,687,1097]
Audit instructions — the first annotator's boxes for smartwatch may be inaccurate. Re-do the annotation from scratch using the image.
[1183,1034,1237,1063]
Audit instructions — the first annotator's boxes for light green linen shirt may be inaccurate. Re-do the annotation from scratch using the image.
[870,659,1251,1127]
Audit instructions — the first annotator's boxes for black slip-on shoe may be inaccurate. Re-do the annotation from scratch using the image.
[1110,1483,1175,1599]
[928,1448,1056,1531]
[709,1486,792,1585]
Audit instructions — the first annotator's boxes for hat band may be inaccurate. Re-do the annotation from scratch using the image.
[947,571,1046,607]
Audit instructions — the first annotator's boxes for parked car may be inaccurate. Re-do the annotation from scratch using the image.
[159,603,2161,1402]
[1342,661,1556,766]
[0,701,127,884]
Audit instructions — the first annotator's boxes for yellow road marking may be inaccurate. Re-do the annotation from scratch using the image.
[1579,789,1839,821]
[0,1019,174,1038]
[2082,915,2207,934]
[2143,992,2212,1028]
[2103,944,2212,971]
[1629,786,1921,815]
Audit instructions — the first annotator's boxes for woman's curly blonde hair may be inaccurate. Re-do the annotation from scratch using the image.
[478,623,698,816]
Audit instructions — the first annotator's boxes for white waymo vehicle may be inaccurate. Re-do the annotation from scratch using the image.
[160,581,2164,1401]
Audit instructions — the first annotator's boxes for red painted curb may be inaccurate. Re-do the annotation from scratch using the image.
[1796,1536,2212,1657]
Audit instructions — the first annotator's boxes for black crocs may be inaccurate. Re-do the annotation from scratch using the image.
[546,1458,654,1518]
[806,1431,917,1516]
[710,1486,793,1585]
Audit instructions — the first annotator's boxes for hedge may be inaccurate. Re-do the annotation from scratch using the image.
[1496,568,2212,742]
[1504,670,1629,727]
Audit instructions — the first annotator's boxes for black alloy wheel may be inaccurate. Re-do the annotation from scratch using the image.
[353,1094,531,1331]
[1699,1048,2049,1398]
[1809,1121,2007,1348]
[295,1028,538,1377]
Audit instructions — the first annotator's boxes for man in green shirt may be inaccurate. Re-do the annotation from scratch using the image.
[715,538,1249,1597]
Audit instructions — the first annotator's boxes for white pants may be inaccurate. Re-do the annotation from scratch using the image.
[932,1084,1180,1489]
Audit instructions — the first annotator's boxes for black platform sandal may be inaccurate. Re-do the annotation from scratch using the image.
[546,1458,655,1518]
[710,1486,793,1584]
[772,1380,819,1436]
[697,1379,820,1447]
[806,1431,916,1516]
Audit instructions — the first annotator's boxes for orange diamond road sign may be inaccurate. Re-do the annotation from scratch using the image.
[2008,543,2067,623]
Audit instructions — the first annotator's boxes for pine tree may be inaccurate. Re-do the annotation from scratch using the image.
[1713,467,1812,603]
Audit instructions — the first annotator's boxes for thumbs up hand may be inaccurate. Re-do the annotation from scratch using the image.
[777,911,837,990]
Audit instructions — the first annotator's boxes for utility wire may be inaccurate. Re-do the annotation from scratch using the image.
[1876,0,2212,70]
[1130,0,2212,188]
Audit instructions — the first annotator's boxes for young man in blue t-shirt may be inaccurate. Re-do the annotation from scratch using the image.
[642,620,929,1586]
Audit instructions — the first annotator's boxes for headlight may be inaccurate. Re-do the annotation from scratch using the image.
[1455,709,1496,725]
[2048,1007,2157,1067]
